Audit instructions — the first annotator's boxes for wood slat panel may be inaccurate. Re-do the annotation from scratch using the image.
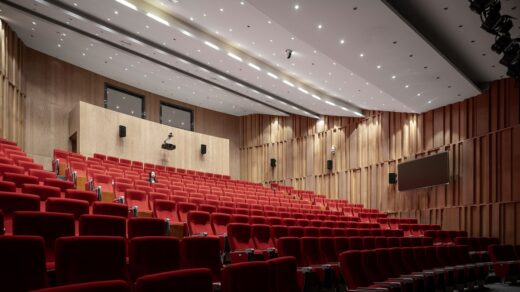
[240,78,520,244]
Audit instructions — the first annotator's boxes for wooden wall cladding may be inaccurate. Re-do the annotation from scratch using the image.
[0,20,25,145]
[23,47,240,178]
[240,78,520,244]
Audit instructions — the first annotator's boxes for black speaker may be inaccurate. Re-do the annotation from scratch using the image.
[201,144,207,155]
[389,173,398,184]
[270,158,276,168]
[327,159,333,170]
[119,125,126,138]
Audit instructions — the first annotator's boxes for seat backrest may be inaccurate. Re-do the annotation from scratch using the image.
[303,227,319,237]
[55,236,128,285]
[180,237,222,282]
[134,268,213,292]
[267,256,299,292]
[92,202,128,218]
[0,191,40,214]
[3,173,39,188]
[301,237,325,266]
[46,198,89,219]
[251,224,273,250]
[339,250,371,289]
[221,262,270,292]
[177,202,197,222]
[13,211,75,258]
[128,236,180,280]
[65,190,98,205]
[347,236,363,250]
[79,214,126,237]
[227,223,254,251]
[277,237,303,267]
[22,184,61,201]
[128,218,168,239]
[153,199,176,220]
[288,226,304,237]
[0,235,48,291]
[187,211,212,235]
[211,213,231,235]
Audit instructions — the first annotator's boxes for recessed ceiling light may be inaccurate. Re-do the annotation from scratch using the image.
[268,20,272,24]
[391,75,396,79]
[291,37,295,40]
[267,72,278,79]
[417,93,421,96]
[313,50,317,54]
[146,12,170,26]
[115,0,137,10]
[203,13,207,16]
[180,29,193,37]
[283,80,295,87]
[190,17,194,21]
[145,25,149,29]
[220,8,224,12]
[114,10,119,15]
[405,84,409,88]
[248,63,261,71]
[340,39,345,44]
[325,101,336,106]
[32,21,36,25]
[311,94,321,100]
[377,65,381,69]
[240,1,245,5]
[57,43,61,47]
[294,4,300,10]
[317,24,323,29]
[298,87,308,94]
[204,41,220,50]
[82,52,86,56]
[359,53,364,57]
[428,100,432,104]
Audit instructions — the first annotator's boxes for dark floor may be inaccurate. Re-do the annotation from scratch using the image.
[485,283,520,291]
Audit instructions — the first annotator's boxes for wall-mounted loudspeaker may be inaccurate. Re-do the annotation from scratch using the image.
[270,158,276,168]
[201,144,207,155]
[119,125,126,138]
[389,173,398,184]
[327,159,333,170]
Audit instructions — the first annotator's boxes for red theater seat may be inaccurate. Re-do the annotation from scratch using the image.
[125,190,149,213]
[227,223,255,252]
[187,211,212,236]
[221,262,270,292]
[55,236,129,285]
[22,184,61,203]
[268,256,300,292]
[92,202,128,218]
[252,224,274,250]
[134,268,213,292]
[180,236,223,282]
[177,202,197,222]
[46,198,89,219]
[32,280,130,292]
[44,178,74,192]
[0,235,48,291]
[66,189,98,205]
[128,236,180,280]
[153,199,176,220]
[0,180,16,192]
[128,217,168,239]
[288,226,304,237]
[79,214,126,237]
[211,212,231,235]
[3,173,39,188]
[13,211,75,265]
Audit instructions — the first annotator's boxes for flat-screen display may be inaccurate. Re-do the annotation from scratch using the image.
[397,152,449,191]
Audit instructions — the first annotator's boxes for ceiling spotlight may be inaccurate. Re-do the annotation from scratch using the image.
[317,24,322,29]
[499,43,519,67]
[285,49,293,59]
[469,0,498,14]
[491,35,515,53]
[294,4,300,10]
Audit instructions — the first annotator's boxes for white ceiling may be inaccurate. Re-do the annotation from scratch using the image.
[0,0,510,118]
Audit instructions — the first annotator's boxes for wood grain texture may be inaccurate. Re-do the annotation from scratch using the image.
[0,20,25,145]
[23,47,240,178]
[72,102,230,175]
[239,78,520,244]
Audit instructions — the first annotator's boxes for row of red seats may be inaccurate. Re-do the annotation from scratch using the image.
[339,245,489,291]
[398,223,442,236]
[424,230,468,244]
[55,149,233,181]
[488,244,520,281]
[0,235,300,292]
[455,236,500,252]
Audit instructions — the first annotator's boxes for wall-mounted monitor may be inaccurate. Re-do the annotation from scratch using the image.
[397,151,450,191]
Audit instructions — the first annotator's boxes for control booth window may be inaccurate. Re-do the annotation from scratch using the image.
[105,85,145,118]
[160,102,193,131]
